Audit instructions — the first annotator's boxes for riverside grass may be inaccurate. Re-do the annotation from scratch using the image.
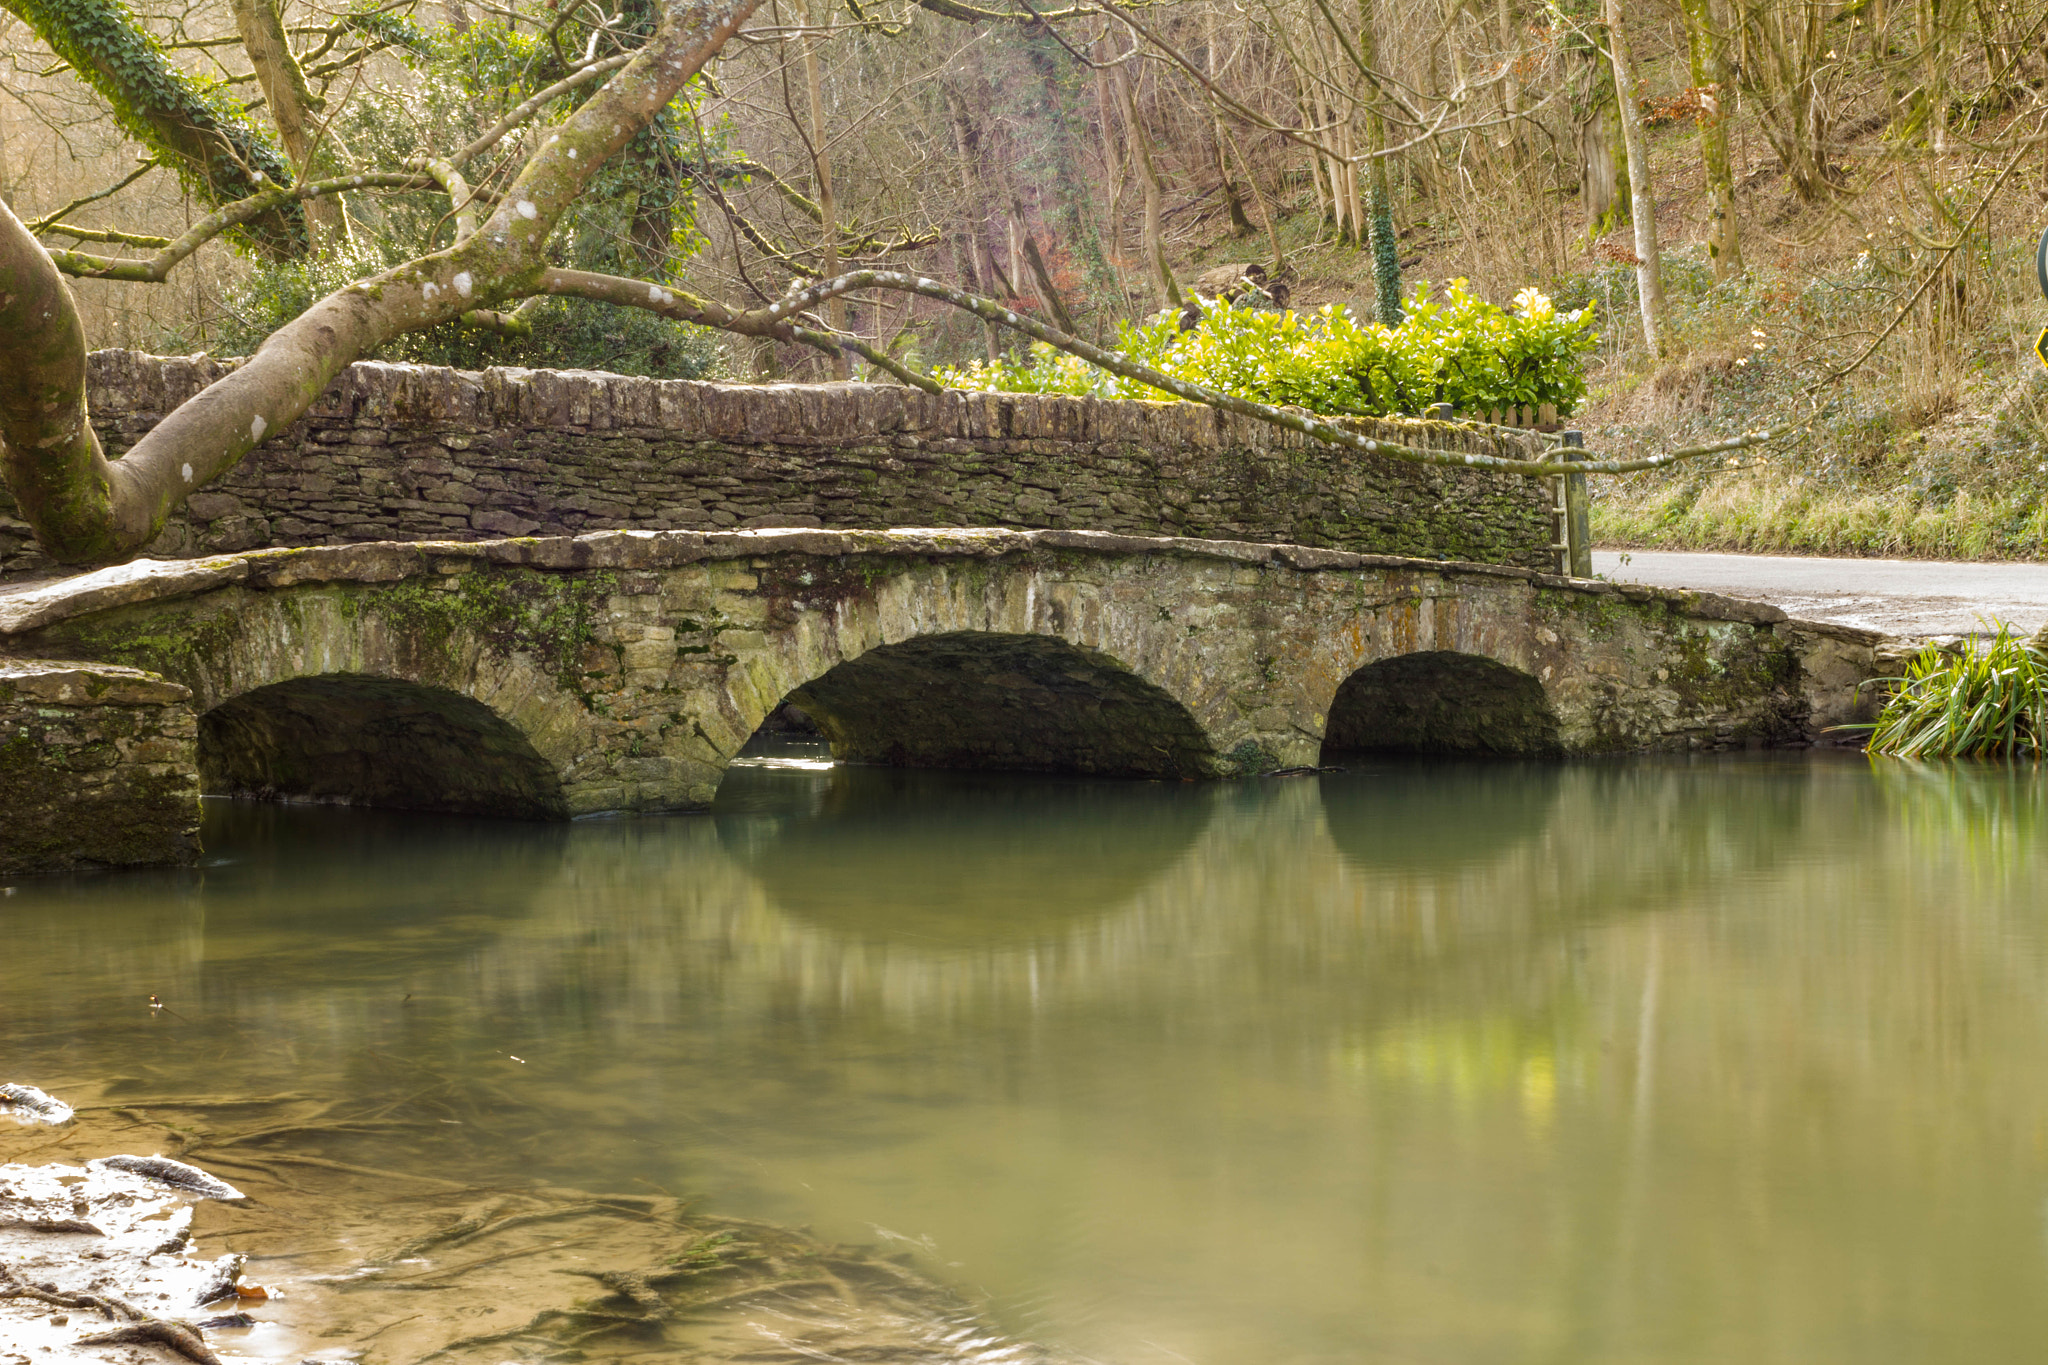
[1862,624,2048,759]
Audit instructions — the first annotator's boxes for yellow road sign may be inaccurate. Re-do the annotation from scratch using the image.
[2038,325,2048,372]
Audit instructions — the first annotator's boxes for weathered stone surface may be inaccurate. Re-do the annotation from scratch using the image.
[0,531,1878,844]
[0,352,1554,579]
[0,659,200,876]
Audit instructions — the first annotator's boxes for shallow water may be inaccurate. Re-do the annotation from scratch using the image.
[7,749,2048,1363]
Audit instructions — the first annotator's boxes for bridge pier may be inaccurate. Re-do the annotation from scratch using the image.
[0,528,1884,874]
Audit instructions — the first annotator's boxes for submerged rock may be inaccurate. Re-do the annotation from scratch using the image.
[0,1083,74,1126]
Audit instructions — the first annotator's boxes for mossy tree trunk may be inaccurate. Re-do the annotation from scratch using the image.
[1679,0,1742,278]
[228,0,346,250]
[1356,0,1402,326]
[0,0,307,256]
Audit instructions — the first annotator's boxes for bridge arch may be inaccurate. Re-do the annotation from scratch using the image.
[752,631,1216,779]
[103,585,601,817]
[199,674,568,818]
[1319,650,1563,760]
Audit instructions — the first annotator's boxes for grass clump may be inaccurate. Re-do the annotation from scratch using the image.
[935,280,1597,418]
[1862,623,2048,758]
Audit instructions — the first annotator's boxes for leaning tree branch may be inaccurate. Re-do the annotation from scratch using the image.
[909,0,1094,21]
[417,158,482,242]
[39,223,173,248]
[452,53,635,173]
[25,160,160,234]
[45,172,437,281]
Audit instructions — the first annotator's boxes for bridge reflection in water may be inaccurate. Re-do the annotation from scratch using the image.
[6,758,2046,1363]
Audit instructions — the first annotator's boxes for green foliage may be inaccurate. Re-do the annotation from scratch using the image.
[335,0,431,55]
[1861,624,2048,759]
[1366,180,1402,327]
[934,281,1598,418]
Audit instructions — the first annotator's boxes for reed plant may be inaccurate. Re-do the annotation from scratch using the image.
[1861,624,2048,759]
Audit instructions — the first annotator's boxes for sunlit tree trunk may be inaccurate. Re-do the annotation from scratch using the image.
[1566,0,1627,234]
[800,0,849,379]
[1112,63,1180,308]
[1205,7,1257,237]
[1605,0,1665,352]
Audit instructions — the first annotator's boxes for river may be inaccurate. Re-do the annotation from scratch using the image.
[6,747,2048,1363]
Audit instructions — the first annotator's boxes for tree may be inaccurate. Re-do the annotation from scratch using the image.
[2,0,307,253]
[1605,0,1666,354]
[0,0,1768,568]
[1,0,750,560]
[1678,0,1742,278]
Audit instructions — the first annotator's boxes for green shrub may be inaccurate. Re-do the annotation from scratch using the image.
[1861,623,2048,759]
[934,280,1598,418]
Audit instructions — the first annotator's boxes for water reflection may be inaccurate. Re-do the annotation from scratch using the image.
[1318,758,1562,870]
[716,751,1216,945]
[6,755,2048,1364]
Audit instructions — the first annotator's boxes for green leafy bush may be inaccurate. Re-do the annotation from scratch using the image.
[1861,623,2048,758]
[933,280,1598,418]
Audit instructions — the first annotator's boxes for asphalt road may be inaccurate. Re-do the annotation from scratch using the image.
[1593,549,2048,637]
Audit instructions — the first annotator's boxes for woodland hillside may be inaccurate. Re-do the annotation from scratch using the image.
[2,0,2045,556]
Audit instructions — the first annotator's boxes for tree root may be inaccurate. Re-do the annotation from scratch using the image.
[362,1237,593,1289]
[75,1320,223,1365]
[386,1198,517,1260]
[0,1268,143,1321]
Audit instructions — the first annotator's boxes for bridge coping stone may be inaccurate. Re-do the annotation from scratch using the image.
[0,528,1796,640]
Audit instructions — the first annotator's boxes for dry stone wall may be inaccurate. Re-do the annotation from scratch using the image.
[0,351,1554,578]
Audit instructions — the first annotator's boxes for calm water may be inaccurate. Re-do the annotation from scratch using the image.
[7,750,2048,1363]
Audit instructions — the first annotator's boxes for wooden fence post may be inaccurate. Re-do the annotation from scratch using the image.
[1561,429,1591,578]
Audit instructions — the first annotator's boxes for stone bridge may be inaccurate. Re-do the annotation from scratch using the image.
[0,528,1882,874]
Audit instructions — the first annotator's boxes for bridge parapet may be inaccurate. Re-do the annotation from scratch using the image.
[0,529,1882,872]
[0,351,1552,579]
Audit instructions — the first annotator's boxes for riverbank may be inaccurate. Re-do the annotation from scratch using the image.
[1585,339,2048,562]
